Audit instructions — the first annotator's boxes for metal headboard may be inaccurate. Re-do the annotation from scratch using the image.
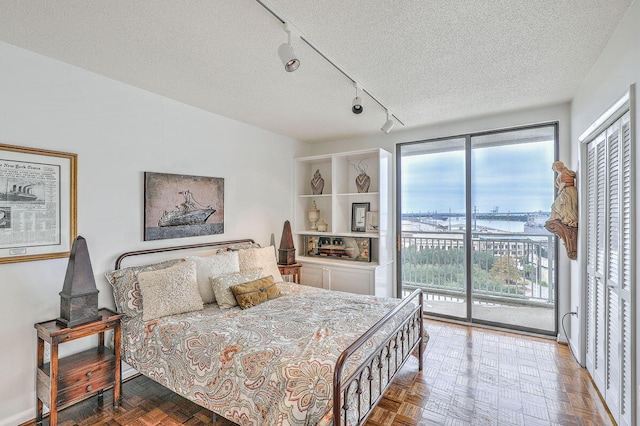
[114,238,256,270]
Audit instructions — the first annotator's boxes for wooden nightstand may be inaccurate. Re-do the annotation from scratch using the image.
[34,308,123,426]
[278,263,302,284]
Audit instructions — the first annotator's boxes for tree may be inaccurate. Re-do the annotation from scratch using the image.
[489,255,522,285]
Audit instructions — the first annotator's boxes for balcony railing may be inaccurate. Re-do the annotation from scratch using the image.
[401,231,555,308]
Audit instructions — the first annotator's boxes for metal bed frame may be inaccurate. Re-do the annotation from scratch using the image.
[114,238,424,426]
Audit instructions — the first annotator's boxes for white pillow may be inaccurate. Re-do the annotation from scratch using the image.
[137,260,203,321]
[237,246,283,283]
[185,251,240,304]
[210,269,266,309]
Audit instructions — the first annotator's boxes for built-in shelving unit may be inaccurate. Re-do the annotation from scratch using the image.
[294,148,394,297]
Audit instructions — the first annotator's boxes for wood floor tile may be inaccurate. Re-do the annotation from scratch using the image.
[20,319,615,426]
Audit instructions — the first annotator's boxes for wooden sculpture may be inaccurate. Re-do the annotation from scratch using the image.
[57,236,101,327]
[278,220,296,265]
[545,161,578,260]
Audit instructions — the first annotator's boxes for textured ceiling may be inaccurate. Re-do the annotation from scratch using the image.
[0,0,633,142]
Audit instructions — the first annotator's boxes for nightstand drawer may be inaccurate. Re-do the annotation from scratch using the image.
[57,371,115,407]
[57,349,116,390]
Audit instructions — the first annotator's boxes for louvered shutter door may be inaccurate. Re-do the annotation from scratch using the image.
[605,119,621,417]
[583,108,634,426]
[585,140,597,373]
[594,133,607,390]
[618,111,633,426]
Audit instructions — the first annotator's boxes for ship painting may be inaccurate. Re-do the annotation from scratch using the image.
[0,184,38,202]
[158,189,216,227]
[144,172,224,241]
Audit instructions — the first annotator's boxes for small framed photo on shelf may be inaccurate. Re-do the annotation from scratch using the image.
[351,202,370,232]
[365,211,379,232]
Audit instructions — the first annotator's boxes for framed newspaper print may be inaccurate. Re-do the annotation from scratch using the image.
[0,144,77,263]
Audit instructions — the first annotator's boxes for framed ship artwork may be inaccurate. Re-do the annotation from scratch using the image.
[144,172,224,241]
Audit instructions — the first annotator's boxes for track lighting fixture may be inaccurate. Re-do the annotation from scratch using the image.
[381,110,394,134]
[352,85,363,114]
[278,23,300,72]
[256,0,405,131]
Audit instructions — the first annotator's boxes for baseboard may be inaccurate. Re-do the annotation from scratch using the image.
[3,409,34,426]
[122,362,138,380]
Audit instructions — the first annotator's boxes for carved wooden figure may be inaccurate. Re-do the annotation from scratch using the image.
[545,161,578,260]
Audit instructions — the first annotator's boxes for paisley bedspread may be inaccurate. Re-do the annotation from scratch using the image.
[121,283,419,426]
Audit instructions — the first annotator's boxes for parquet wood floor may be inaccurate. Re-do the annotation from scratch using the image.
[24,319,614,426]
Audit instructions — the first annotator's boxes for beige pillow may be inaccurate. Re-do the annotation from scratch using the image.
[106,258,183,319]
[237,246,283,283]
[231,276,281,309]
[185,251,240,304]
[210,269,266,309]
[137,259,203,321]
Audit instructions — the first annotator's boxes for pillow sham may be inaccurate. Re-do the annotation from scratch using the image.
[106,258,184,319]
[137,259,203,321]
[185,251,240,304]
[210,269,266,309]
[230,275,280,309]
[237,246,283,283]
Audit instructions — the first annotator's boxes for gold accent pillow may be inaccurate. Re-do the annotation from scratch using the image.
[230,275,281,309]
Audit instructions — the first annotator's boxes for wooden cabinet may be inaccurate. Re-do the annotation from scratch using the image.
[34,308,122,426]
[300,258,393,296]
[295,149,394,297]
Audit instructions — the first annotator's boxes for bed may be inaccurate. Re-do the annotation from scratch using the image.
[107,239,425,426]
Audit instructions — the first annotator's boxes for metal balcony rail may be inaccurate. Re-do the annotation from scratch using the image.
[400,231,555,307]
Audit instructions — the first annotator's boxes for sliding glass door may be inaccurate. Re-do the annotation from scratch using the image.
[398,123,558,334]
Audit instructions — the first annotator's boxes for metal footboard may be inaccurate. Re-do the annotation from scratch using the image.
[333,289,424,426]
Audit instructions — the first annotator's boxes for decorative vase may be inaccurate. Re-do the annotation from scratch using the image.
[317,219,328,232]
[310,169,324,195]
[308,201,320,231]
[355,172,371,193]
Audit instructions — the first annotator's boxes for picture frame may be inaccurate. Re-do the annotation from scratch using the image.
[0,143,77,264]
[144,172,224,241]
[365,211,379,232]
[351,202,370,232]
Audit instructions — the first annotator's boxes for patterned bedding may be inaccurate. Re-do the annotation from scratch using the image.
[121,282,419,426]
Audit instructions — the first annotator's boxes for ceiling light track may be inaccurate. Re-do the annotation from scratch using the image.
[254,0,404,131]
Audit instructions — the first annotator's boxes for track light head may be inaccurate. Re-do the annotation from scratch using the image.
[279,22,300,72]
[381,111,394,133]
[352,96,363,114]
[278,42,300,72]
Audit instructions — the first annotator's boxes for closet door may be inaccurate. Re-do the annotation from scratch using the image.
[585,132,607,390]
[604,119,621,418]
[584,110,634,426]
[617,111,633,426]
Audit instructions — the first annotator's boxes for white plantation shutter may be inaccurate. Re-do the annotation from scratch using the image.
[585,140,597,373]
[605,120,621,417]
[591,133,607,389]
[618,111,633,426]
[583,104,634,426]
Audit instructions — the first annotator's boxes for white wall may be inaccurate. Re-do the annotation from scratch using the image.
[0,42,308,425]
[310,102,573,340]
[570,0,640,409]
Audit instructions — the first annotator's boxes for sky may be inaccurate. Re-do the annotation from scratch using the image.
[400,140,555,214]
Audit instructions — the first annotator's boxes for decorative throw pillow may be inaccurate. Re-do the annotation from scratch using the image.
[137,259,203,321]
[230,275,281,309]
[210,269,266,309]
[237,246,283,283]
[106,258,184,319]
[185,251,240,304]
